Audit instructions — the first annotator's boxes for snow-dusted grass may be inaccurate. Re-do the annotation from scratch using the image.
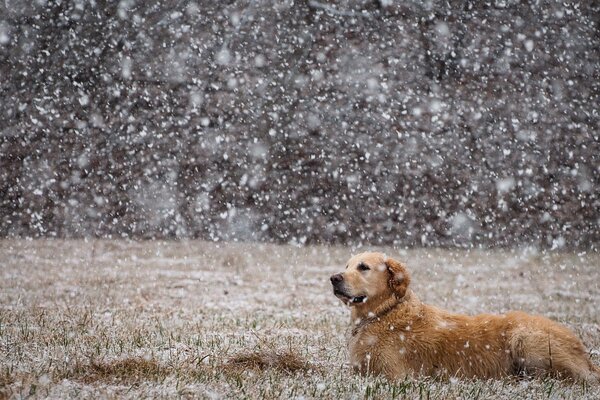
[1,240,599,399]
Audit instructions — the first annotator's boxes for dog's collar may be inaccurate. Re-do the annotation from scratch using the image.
[350,295,403,337]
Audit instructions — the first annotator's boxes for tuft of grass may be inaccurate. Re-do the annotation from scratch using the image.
[0,377,12,400]
[0,372,14,388]
[226,350,317,374]
[70,357,168,384]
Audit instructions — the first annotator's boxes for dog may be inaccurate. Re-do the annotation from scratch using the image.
[330,252,600,382]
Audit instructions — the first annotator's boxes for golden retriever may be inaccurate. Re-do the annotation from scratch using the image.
[330,252,600,382]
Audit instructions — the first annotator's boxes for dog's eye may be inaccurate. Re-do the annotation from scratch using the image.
[357,263,370,271]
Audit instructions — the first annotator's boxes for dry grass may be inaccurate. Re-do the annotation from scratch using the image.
[64,350,315,386]
[226,350,317,374]
[1,239,599,399]
[69,358,169,384]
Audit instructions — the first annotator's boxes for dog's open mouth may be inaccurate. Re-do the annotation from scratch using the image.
[334,289,367,304]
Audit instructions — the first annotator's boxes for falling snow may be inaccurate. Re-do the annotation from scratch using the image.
[0,2,599,245]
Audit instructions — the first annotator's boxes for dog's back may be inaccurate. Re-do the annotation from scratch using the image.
[351,297,515,379]
[350,292,600,382]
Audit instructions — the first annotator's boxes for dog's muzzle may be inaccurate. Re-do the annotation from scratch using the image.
[330,274,367,304]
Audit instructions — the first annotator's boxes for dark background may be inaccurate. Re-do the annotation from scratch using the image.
[1,0,598,248]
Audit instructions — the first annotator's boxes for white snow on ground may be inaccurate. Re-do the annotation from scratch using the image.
[1,240,599,399]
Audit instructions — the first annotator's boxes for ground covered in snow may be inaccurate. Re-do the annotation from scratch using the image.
[1,240,599,399]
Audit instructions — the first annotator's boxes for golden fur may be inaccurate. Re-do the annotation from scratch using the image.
[330,252,600,382]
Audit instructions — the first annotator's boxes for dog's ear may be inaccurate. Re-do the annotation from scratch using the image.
[385,257,410,298]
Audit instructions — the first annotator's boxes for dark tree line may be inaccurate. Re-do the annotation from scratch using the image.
[0,0,598,248]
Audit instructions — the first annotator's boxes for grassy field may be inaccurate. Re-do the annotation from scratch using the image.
[1,240,599,399]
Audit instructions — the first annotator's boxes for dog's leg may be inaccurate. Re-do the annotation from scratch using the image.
[549,348,600,383]
[509,324,600,383]
[381,355,412,381]
[351,349,412,381]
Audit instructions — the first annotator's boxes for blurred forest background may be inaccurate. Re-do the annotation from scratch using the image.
[0,0,598,249]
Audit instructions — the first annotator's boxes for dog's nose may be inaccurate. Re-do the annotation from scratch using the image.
[330,273,343,284]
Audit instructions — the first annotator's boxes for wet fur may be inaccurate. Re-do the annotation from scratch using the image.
[332,252,600,382]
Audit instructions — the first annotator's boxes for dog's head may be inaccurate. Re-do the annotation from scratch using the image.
[330,252,411,307]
